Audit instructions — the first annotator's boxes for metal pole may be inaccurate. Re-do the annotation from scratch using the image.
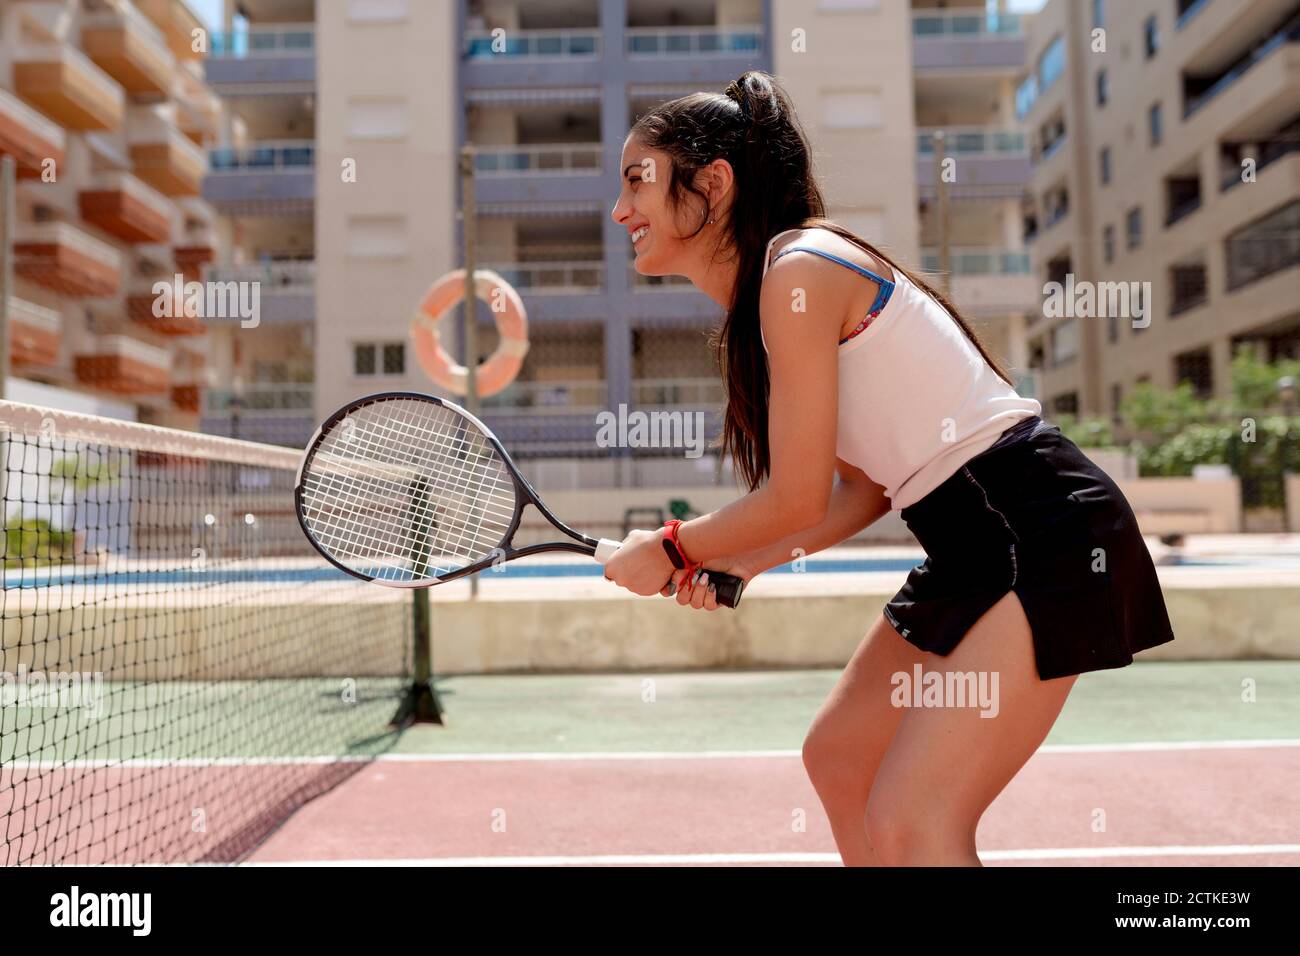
[932,131,951,297]
[0,155,15,397]
[459,144,480,600]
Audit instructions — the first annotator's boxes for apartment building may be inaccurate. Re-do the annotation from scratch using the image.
[199,0,316,445]
[1,0,221,423]
[307,0,1039,481]
[1020,0,1299,418]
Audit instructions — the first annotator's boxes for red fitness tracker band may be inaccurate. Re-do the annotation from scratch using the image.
[662,519,702,589]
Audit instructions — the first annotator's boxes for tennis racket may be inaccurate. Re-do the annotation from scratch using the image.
[294,391,745,608]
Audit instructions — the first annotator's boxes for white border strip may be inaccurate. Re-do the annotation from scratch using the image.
[247,844,1300,866]
[7,739,1299,770]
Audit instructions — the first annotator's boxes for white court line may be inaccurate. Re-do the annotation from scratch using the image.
[7,739,1300,770]
[247,844,1300,867]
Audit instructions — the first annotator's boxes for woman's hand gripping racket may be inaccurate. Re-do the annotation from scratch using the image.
[294,391,745,607]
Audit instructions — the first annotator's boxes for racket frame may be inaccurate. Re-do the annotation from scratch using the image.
[295,390,606,588]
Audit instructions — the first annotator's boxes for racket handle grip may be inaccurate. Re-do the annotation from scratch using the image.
[593,538,745,609]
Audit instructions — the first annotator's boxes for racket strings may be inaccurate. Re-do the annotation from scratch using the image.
[300,397,518,582]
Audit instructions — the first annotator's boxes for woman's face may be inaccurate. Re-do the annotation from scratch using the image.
[611,136,710,276]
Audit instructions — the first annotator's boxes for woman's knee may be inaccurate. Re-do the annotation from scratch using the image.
[865,786,974,866]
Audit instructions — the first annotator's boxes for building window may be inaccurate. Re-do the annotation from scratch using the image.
[1107,312,1119,344]
[354,342,406,377]
[1174,348,1213,399]
[1126,206,1143,249]
[1110,383,1122,420]
[1170,262,1208,316]
[1096,70,1108,106]
[1144,15,1159,59]
[1103,224,1116,264]
[1051,319,1078,366]
[1039,35,1065,93]
[1225,199,1300,291]
[1149,102,1162,146]
[1051,391,1079,415]
[1093,0,1105,29]
[1016,74,1038,120]
[1099,146,1111,185]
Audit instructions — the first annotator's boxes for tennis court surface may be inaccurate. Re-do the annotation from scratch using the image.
[3,401,1297,866]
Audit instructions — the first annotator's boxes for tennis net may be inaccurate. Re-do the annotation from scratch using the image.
[0,401,412,865]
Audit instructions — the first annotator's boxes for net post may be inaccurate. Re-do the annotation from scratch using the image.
[391,587,444,727]
[391,472,444,725]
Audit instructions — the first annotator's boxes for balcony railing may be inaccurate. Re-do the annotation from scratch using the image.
[481,380,607,411]
[920,248,1031,275]
[917,127,1026,155]
[1038,134,1067,162]
[479,378,725,412]
[209,24,315,57]
[474,144,602,175]
[208,260,316,290]
[1184,10,1300,118]
[492,260,603,293]
[203,384,314,414]
[631,378,725,407]
[625,26,763,56]
[464,29,600,59]
[209,140,315,172]
[912,11,1023,38]
[16,221,123,269]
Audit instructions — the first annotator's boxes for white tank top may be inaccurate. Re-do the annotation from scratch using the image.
[760,229,1042,510]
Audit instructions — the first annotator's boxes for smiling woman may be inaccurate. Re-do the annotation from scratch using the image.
[603,70,1175,868]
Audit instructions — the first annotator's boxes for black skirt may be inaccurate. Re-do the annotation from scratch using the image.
[883,416,1176,680]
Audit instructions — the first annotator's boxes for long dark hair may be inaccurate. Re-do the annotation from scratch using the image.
[630,70,1018,492]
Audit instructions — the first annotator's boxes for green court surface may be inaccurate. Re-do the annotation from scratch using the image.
[390,661,1300,754]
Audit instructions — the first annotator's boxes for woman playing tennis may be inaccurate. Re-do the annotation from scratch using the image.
[603,71,1176,866]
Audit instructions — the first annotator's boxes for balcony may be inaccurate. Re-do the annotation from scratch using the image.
[200,384,315,447]
[78,171,174,244]
[134,0,205,62]
[1184,8,1300,119]
[127,105,207,196]
[0,84,66,178]
[487,260,603,295]
[204,140,314,213]
[625,26,766,85]
[475,144,601,176]
[473,143,605,203]
[174,61,221,146]
[14,221,122,297]
[204,24,316,90]
[5,296,62,367]
[464,28,600,59]
[920,247,1036,314]
[625,26,762,56]
[916,126,1031,199]
[80,4,175,96]
[126,282,207,336]
[13,43,126,131]
[206,260,315,323]
[912,10,1025,72]
[74,335,171,395]
[173,207,218,279]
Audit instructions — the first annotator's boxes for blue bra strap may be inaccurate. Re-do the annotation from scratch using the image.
[770,246,895,314]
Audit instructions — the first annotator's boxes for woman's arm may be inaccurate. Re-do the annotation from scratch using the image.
[602,254,854,597]
[729,460,890,576]
[674,254,850,564]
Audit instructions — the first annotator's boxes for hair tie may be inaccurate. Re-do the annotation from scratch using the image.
[725,80,751,122]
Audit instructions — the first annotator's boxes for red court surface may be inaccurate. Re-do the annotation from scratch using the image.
[246,744,1300,866]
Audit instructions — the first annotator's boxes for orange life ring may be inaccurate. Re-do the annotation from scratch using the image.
[410,268,529,397]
